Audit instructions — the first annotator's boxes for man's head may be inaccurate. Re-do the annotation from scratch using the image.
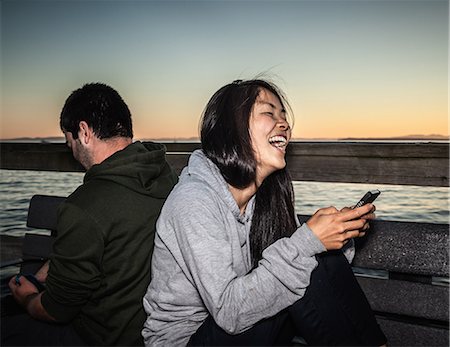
[60,83,133,169]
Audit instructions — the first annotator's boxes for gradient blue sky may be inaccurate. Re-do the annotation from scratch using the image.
[1,0,448,140]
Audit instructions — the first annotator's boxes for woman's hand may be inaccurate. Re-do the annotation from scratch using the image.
[340,205,376,238]
[306,204,376,250]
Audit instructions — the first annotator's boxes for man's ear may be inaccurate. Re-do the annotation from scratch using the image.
[78,121,93,145]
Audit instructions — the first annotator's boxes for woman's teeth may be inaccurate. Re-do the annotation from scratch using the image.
[268,135,287,149]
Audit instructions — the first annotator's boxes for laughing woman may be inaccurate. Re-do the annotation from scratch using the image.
[142,79,387,346]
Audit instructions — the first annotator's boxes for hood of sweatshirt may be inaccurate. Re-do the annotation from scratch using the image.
[84,141,178,199]
[180,149,254,224]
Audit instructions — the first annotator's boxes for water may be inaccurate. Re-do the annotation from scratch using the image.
[1,170,84,236]
[293,181,449,224]
[0,169,448,238]
[1,169,449,297]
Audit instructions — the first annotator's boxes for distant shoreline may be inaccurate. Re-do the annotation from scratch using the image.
[339,135,449,141]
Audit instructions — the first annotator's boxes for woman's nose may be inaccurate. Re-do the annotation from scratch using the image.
[277,119,290,131]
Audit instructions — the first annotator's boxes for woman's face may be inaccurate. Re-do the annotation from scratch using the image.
[249,88,291,183]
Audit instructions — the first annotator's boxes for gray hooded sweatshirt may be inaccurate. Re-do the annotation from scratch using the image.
[142,150,354,346]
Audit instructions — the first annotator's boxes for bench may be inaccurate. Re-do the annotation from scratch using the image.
[20,195,65,274]
[298,215,449,346]
[10,195,450,346]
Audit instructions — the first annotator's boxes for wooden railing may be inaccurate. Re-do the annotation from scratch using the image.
[1,141,448,186]
[1,141,449,346]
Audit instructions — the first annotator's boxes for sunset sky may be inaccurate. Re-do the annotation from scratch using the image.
[1,0,448,140]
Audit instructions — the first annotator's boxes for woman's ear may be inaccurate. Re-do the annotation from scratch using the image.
[78,121,93,145]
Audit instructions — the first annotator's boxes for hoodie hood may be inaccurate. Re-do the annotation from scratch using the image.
[180,149,254,223]
[84,141,178,199]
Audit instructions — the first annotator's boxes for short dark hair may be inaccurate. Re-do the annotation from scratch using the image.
[200,79,297,267]
[60,83,133,139]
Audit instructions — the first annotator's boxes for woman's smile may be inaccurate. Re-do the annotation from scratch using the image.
[249,88,291,182]
[268,135,288,153]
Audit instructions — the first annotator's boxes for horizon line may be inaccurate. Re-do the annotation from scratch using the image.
[1,134,449,142]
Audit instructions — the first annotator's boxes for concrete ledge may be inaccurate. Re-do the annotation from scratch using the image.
[358,277,449,321]
[377,317,449,346]
[353,219,449,277]
[297,215,449,277]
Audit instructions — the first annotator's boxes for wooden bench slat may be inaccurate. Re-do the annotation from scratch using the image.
[286,142,449,158]
[287,156,449,186]
[27,195,66,231]
[163,142,201,152]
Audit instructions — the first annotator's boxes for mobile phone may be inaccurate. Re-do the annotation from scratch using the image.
[353,189,380,209]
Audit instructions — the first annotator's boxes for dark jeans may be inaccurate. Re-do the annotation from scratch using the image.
[1,296,86,346]
[189,251,387,346]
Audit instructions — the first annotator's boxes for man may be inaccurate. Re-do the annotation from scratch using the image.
[2,83,178,346]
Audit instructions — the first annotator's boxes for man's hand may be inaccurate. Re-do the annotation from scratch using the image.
[307,203,375,250]
[8,275,55,321]
[9,275,39,308]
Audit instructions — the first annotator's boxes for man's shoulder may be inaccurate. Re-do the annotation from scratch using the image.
[62,179,124,216]
[63,174,165,221]
[66,179,110,202]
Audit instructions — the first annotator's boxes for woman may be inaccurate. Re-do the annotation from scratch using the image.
[142,79,387,346]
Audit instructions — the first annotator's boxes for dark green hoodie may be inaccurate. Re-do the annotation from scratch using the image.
[41,141,178,346]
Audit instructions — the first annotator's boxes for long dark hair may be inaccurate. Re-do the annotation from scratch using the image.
[200,79,298,267]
